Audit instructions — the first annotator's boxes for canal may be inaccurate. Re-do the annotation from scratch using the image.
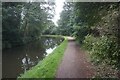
[2,37,63,78]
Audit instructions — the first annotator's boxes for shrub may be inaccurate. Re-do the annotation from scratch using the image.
[74,25,91,44]
[83,35,97,51]
[83,35,120,67]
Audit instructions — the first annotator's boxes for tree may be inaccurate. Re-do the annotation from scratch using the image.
[2,2,55,49]
[57,2,74,36]
[2,2,23,48]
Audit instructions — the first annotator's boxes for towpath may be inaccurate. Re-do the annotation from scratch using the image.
[56,37,95,78]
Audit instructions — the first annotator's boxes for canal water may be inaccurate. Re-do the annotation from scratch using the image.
[2,37,63,78]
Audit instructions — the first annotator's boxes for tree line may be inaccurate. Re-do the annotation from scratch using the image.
[2,2,120,77]
[2,2,55,49]
[54,2,120,77]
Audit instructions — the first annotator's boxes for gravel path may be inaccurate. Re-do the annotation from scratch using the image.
[56,37,95,78]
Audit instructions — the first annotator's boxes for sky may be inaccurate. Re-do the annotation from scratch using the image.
[52,0,65,26]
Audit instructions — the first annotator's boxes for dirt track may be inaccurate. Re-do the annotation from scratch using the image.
[56,38,95,78]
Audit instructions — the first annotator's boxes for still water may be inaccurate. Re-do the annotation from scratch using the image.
[2,37,63,78]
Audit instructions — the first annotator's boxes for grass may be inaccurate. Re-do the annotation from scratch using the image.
[18,35,68,78]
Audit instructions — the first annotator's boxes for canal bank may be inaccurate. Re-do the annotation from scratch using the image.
[18,35,68,78]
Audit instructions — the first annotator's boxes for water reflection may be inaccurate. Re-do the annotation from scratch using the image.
[46,47,56,56]
[2,37,63,78]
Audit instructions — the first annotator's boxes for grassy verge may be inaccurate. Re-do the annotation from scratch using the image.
[18,35,68,78]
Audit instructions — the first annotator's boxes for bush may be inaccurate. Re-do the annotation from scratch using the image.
[83,35,97,51]
[83,35,120,67]
[74,25,91,44]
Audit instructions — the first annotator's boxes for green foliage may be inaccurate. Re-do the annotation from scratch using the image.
[74,2,118,26]
[2,2,23,48]
[83,35,120,67]
[18,36,68,78]
[83,35,120,78]
[73,25,91,44]
[92,36,119,66]
[2,2,55,49]
[43,21,57,35]
[57,2,74,36]
[83,35,97,51]
[73,2,119,41]
[72,3,120,77]
[55,2,119,77]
